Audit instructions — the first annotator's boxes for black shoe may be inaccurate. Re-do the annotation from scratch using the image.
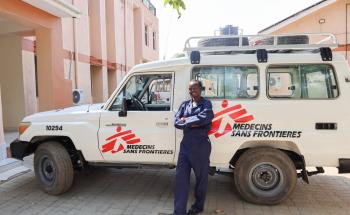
[187,208,203,215]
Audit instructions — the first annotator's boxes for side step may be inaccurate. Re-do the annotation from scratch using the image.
[0,158,22,172]
[0,158,30,183]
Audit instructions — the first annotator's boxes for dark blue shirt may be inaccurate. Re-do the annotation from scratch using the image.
[174,98,214,141]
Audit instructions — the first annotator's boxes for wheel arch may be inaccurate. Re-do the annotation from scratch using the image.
[230,140,304,170]
[29,136,76,152]
[28,136,86,169]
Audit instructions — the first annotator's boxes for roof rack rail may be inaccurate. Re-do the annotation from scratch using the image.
[184,33,338,54]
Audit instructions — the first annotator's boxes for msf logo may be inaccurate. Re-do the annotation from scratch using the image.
[102,126,141,154]
[209,100,254,138]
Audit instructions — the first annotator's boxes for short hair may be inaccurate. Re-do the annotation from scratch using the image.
[189,79,203,89]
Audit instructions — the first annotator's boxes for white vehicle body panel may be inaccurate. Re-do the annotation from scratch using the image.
[19,52,350,169]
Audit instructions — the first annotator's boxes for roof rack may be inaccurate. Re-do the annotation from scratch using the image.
[183,33,338,54]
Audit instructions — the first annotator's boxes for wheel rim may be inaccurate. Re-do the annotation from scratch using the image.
[40,156,55,184]
[250,163,281,191]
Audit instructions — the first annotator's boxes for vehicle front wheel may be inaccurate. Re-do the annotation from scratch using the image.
[234,147,297,205]
[34,142,74,195]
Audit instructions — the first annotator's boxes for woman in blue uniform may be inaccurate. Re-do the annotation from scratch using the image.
[173,80,214,215]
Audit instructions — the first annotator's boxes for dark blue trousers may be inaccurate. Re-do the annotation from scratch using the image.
[174,138,211,215]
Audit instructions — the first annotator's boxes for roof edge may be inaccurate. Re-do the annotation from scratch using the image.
[259,0,336,34]
[22,0,81,18]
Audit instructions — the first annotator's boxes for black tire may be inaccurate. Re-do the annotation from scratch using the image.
[234,147,297,205]
[34,142,74,195]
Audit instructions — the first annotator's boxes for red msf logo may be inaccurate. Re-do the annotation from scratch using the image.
[209,100,254,138]
[102,126,141,153]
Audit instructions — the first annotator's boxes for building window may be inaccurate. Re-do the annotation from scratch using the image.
[153,32,156,50]
[145,25,149,46]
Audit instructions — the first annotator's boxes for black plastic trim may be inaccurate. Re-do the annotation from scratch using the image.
[190,51,201,64]
[339,159,350,173]
[320,47,332,61]
[315,123,337,130]
[10,139,30,160]
[256,49,268,63]
[300,155,309,184]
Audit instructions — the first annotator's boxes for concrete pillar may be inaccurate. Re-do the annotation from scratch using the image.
[0,35,26,131]
[22,48,38,116]
[0,87,6,161]
[89,0,109,102]
[106,0,117,63]
[116,69,123,85]
[106,0,119,90]
[89,0,107,60]
[36,21,73,111]
[133,7,143,64]
[107,69,117,96]
[125,0,135,68]
[91,66,108,103]
[115,0,126,71]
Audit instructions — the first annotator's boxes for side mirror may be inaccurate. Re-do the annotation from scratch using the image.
[345,76,350,82]
[118,97,127,117]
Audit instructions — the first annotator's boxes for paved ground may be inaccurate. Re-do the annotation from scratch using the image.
[1,156,350,215]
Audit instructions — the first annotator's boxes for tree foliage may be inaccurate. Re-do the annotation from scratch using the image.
[163,0,186,18]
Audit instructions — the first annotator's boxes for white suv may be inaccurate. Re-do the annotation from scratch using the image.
[10,33,350,205]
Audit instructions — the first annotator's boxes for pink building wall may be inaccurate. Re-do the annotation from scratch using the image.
[0,0,80,158]
[260,0,350,64]
[24,0,159,105]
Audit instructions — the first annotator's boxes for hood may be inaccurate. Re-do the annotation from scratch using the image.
[23,103,104,122]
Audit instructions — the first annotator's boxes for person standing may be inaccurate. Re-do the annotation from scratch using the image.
[173,80,214,215]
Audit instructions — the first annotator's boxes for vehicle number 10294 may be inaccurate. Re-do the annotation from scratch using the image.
[46,125,63,131]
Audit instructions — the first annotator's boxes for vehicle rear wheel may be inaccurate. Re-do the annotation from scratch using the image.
[234,147,297,205]
[34,142,74,195]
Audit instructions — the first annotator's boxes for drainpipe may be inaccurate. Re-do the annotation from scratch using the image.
[346,3,349,59]
[124,0,127,74]
[73,0,79,89]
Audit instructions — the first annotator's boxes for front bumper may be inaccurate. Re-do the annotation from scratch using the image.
[10,138,31,160]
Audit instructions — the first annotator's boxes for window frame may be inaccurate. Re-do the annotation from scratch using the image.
[145,25,149,46]
[107,72,174,111]
[152,32,156,50]
[191,65,260,100]
[266,63,340,100]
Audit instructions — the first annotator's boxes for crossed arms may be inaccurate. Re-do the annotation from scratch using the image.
[174,101,214,130]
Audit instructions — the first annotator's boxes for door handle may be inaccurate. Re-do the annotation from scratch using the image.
[156,122,168,127]
[105,123,126,127]
[315,123,337,130]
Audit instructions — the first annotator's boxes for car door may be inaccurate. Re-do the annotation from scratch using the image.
[266,64,342,166]
[98,72,175,163]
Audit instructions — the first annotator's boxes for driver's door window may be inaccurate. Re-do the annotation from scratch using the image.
[99,72,175,163]
[110,74,172,111]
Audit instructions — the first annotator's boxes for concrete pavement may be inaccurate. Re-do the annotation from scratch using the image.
[1,156,350,215]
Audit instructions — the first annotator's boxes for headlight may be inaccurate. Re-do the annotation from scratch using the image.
[19,122,31,135]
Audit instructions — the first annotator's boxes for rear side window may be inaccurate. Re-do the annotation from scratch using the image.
[267,64,338,99]
[192,66,259,99]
